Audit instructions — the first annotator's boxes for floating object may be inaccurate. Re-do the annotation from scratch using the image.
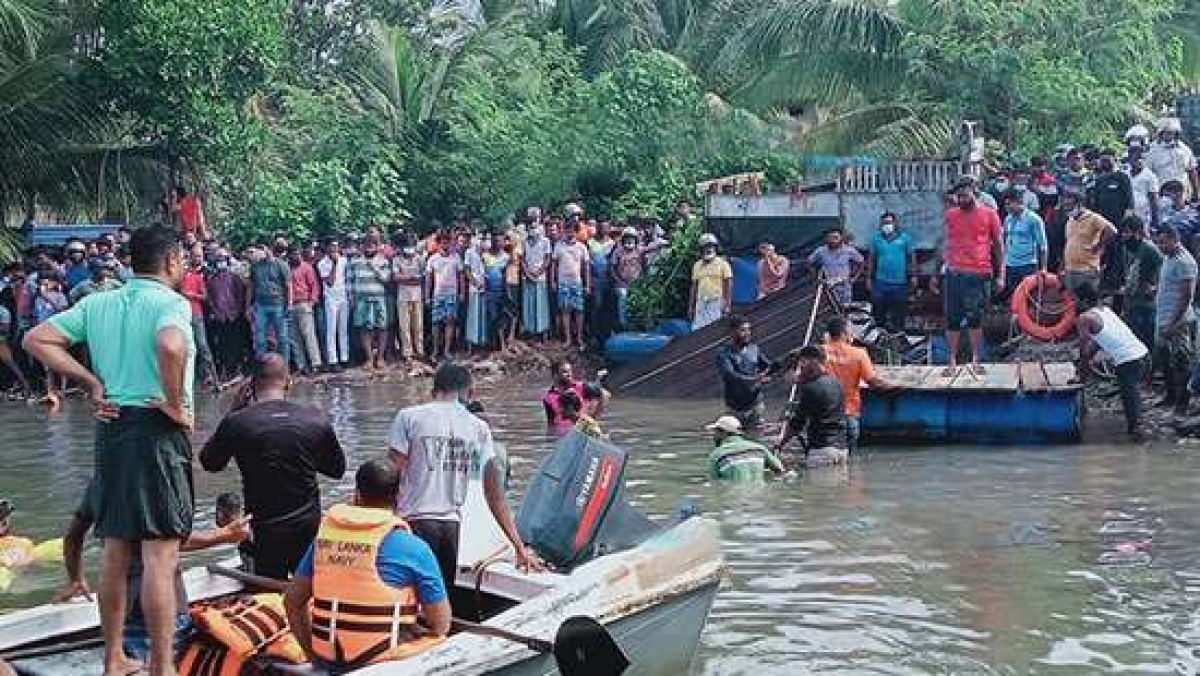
[654,318,692,337]
[862,362,1083,444]
[604,332,672,365]
[730,257,759,305]
[0,536,35,569]
[1011,272,1077,342]
[31,538,63,564]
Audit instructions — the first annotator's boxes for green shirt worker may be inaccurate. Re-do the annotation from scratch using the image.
[706,415,785,482]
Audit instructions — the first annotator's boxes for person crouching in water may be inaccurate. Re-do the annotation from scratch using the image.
[556,384,608,439]
[1074,284,1150,440]
[284,459,450,673]
[774,345,850,467]
[706,415,784,482]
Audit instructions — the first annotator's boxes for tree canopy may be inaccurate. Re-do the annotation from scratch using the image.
[0,0,1194,235]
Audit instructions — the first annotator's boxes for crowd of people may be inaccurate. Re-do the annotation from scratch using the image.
[0,201,718,399]
[716,117,1198,478]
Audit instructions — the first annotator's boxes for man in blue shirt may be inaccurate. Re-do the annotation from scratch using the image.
[1002,190,1048,296]
[285,460,450,671]
[866,212,914,333]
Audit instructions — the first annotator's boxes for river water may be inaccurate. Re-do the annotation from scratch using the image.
[2,380,1199,674]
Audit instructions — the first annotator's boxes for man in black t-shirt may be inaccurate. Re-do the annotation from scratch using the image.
[775,345,849,467]
[715,315,778,430]
[200,353,346,579]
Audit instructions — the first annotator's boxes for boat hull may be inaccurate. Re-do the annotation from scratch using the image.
[489,580,719,676]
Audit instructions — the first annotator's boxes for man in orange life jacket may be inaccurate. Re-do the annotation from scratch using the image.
[284,459,450,673]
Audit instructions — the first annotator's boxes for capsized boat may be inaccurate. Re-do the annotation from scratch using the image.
[0,515,723,675]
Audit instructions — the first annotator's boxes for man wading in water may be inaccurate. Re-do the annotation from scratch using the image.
[25,225,194,676]
[201,353,346,579]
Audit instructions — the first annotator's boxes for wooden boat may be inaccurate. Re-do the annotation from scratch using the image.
[862,362,1083,444]
[0,516,724,675]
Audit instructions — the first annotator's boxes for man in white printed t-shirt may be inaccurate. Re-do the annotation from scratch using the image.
[387,362,542,590]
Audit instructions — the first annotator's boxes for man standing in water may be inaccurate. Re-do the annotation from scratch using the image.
[706,415,785,482]
[387,363,542,591]
[1074,285,1149,440]
[24,224,194,676]
[774,345,849,467]
[201,353,346,579]
[715,316,775,430]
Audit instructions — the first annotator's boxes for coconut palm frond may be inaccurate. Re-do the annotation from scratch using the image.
[799,102,956,159]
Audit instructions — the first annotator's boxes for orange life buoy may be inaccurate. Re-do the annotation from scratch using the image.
[1011,272,1077,341]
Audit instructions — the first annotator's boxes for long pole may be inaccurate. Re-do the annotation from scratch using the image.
[776,283,826,446]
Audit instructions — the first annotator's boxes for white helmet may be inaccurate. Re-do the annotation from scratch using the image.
[1157,117,1183,133]
[698,233,719,246]
[1124,124,1150,140]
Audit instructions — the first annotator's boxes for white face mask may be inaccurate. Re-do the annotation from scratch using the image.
[702,250,716,261]
[993,180,1011,192]
[530,226,544,239]
[1013,182,1028,192]
[880,223,896,236]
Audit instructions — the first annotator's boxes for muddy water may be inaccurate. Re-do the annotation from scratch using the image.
[1,381,1199,674]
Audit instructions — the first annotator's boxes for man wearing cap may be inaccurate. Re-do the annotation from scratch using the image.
[68,260,122,304]
[62,239,91,293]
[609,227,646,329]
[705,415,784,482]
[1145,118,1198,200]
[690,233,733,330]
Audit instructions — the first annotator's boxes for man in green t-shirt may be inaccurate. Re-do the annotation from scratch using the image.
[705,415,785,482]
[23,224,194,676]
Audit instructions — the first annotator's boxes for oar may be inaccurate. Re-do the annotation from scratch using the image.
[207,564,630,675]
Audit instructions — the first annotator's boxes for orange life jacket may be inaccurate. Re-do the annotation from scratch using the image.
[311,504,445,669]
[190,594,306,663]
[178,639,248,676]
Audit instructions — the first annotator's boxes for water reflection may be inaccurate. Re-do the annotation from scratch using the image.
[0,383,1198,673]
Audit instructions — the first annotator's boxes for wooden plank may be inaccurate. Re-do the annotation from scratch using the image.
[1018,362,1049,391]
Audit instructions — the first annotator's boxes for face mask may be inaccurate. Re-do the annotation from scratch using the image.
[881,223,896,236]
[530,226,544,238]
[215,261,229,271]
[1013,182,1028,192]
[702,250,716,261]
[993,180,1011,192]
[402,247,415,256]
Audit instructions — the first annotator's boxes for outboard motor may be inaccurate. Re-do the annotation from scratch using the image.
[517,431,658,570]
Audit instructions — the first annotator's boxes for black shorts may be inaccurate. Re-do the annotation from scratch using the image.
[409,519,460,593]
[943,271,992,330]
[249,509,321,580]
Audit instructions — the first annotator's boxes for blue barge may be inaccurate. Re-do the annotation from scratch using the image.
[861,363,1083,445]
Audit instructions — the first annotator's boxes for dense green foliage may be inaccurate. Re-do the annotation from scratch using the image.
[0,0,1197,237]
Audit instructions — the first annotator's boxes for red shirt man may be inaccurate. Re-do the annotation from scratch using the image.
[180,266,207,318]
[944,204,1002,276]
[175,188,210,240]
[290,259,321,306]
[940,181,1005,374]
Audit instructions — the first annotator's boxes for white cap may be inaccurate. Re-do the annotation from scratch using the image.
[705,415,743,434]
[699,233,719,246]
[1125,123,1150,139]
[1157,117,1182,133]
[621,226,638,239]
[564,202,584,216]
